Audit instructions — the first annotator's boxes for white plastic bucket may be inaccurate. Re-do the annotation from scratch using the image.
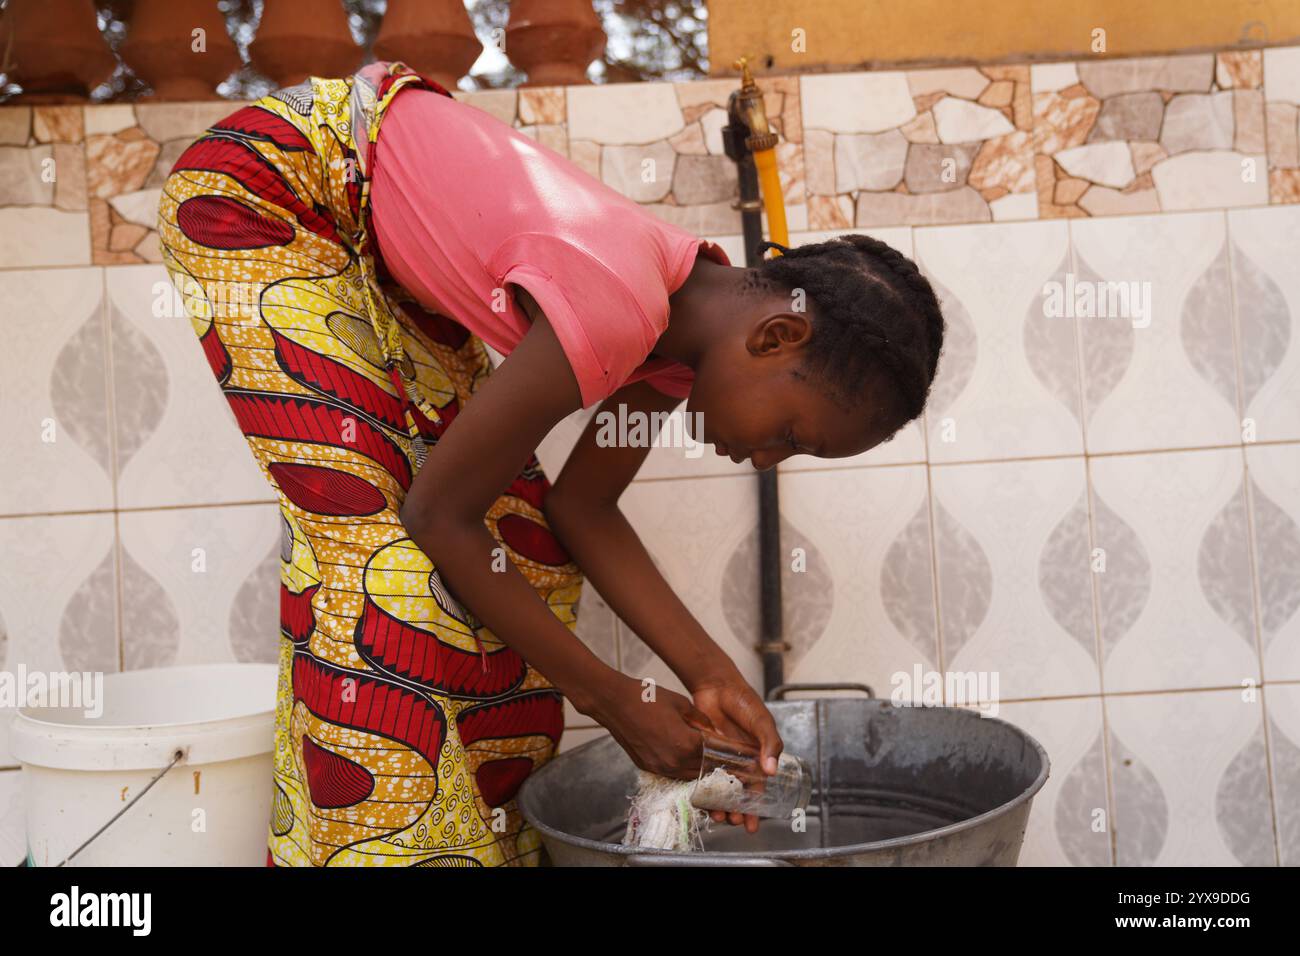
[10,663,277,867]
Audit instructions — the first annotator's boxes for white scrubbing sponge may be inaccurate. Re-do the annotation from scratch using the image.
[621,768,746,851]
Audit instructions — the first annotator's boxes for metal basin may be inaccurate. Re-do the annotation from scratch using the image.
[519,690,1050,866]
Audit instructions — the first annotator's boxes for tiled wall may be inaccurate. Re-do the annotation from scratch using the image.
[2,48,1299,866]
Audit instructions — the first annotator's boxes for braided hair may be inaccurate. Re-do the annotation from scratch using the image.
[750,234,945,435]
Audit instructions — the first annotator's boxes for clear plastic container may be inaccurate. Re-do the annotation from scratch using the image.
[688,731,812,819]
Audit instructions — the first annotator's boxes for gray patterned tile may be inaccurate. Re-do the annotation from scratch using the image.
[1053,731,1112,866]
[1214,725,1276,865]
[1109,689,1272,864]
[1246,443,1300,681]
[108,301,168,477]
[228,538,279,665]
[1073,213,1239,453]
[1267,686,1300,866]
[1180,243,1239,415]
[58,547,118,674]
[1197,482,1259,655]
[1231,242,1291,419]
[881,503,938,662]
[1109,728,1169,866]
[120,548,180,670]
[1039,493,1097,662]
[0,268,112,514]
[1024,253,1083,426]
[932,501,992,661]
[1089,491,1151,662]
[722,517,831,674]
[50,308,113,477]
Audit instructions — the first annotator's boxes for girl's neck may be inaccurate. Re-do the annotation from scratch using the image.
[660,254,737,368]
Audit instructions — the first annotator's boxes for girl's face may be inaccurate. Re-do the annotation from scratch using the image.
[684,316,900,471]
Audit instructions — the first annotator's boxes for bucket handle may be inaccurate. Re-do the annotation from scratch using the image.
[766,682,874,701]
[626,853,793,867]
[50,747,187,867]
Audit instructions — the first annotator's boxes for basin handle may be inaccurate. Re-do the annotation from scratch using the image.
[626,853,793,867]
[766,682,874,701]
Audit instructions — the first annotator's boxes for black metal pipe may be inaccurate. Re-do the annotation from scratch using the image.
[722,100,786,697]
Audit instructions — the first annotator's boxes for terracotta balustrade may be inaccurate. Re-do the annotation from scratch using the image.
[119,0,241,100]
[2,0,117,101]
[372,0,482,92]
[249,0,361,89]
[505,0,606,87]
[1,0,614,103]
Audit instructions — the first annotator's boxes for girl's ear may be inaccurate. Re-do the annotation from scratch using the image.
[759,312,811,348]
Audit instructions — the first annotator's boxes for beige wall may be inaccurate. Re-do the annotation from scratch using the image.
[710,0,1300,71]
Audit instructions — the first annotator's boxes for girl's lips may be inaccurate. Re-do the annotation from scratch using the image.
[713,439,747,465]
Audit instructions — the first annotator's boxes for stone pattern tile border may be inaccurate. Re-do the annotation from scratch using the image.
[1,46,1298,270]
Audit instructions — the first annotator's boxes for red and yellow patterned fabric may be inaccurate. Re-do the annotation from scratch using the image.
[157,63,582,866]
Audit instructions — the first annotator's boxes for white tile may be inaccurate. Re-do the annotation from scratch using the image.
[1090,449,1259,693]
[777,466,937,694]
[801,73,915,134]
[0,208,91,267]
[566,83,684,145]
[1150,151,1268,210]
[1072,212,1241,453]
[83,104,136,136]
[117,504,280,669]
[931,457,1100,700]
[1056,142,1135,189]
[617,476,762,692]
[990,191,1039,222]
[1246,443,1300,681]
[107,265,271,509]
[0,512,118,766]
[1031,62,1080,94]
[1107,689,1274,865]
[933,97,1015,144]
[0,267,112,514]
[995,697,1111,866]
[917,220,1084,462]
[1263,46,1300,104]
[1228,205,1300,443]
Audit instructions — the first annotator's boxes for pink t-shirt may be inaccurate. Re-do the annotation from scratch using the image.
[369,87,731,408]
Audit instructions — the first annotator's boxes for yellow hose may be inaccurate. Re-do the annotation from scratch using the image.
[753,147,788,255]
[732,54,787,257]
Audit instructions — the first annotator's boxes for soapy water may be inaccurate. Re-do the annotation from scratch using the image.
[613,786,978,853]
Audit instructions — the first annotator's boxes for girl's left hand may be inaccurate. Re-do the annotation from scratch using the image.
[690,673,784,834]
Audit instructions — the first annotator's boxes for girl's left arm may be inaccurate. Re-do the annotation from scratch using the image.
[544,379,783,780]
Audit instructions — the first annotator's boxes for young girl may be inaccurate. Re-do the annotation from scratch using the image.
[157,62,945,867]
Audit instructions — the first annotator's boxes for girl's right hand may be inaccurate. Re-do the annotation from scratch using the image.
[583,674,713,779]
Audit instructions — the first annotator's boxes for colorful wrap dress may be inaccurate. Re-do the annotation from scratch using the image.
[156,62,581,866]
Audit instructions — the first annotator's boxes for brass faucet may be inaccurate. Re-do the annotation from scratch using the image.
[731,55,779,153]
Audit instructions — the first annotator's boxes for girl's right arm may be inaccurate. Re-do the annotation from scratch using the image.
[398,309,712,779]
